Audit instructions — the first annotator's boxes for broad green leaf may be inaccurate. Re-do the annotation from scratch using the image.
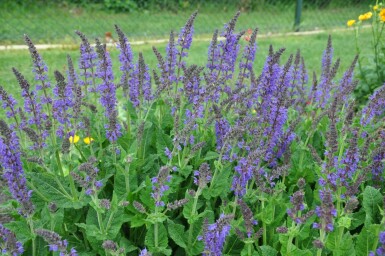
[363,186,383,226]
[156,126,172,164]
[326,231,355,256]
[167,220,187,248]
[4,219,33,243]
[145,223,169,252]
[29,173,88,209]
[203,151,219,161]
[355,224,381,255]
[260,245,278,256]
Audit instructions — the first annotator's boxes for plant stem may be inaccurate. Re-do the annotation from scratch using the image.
[28,216,36,256]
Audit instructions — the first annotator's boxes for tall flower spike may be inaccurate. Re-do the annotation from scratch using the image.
[24,34,52,105]
[313,188,336,233]
[12,67,46,148]
[115,25,134,99]
[53,70,73,138]
[177,11,198,66]
[0,85,19,127]
[0,120,34,216]
[165,31,178,84]
[75,30,98,93]
[36,229,77,256]
[130,52,152,108]
[151,166,172,207]
[201,214,233,256]
[238,199,257,238]
[0,224,24,256]
[95,38,121,142]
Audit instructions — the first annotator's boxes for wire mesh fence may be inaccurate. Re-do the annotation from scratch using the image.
[0,0,374,45]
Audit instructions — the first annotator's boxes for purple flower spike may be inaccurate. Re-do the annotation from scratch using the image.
[95,39,121,143]
[201,214,233,256]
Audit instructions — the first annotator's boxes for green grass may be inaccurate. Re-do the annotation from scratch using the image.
[0,28,372,98]
[0,1,369,45]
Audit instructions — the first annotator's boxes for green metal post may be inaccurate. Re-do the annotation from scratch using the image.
[294,0,303,32]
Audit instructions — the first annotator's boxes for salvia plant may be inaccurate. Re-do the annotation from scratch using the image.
[1,11,385,256]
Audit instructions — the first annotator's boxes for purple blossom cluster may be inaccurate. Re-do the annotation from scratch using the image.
[0,224,24,255]
[95,39,122,142]
[71,157,102,196]
[200,214,233,256]
[36,229,77,256]
[76,31,98,92]
[24,35,52,105]
[151,166,172,207]
[129,53,152,108]
[0,121,34,216]
[313,188,336,232]
[115,25,134,99]
[52,71,74,137]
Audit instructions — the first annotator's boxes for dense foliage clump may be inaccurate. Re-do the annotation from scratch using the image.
[1,11,385,256]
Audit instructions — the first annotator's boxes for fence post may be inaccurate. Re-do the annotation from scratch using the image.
[294,0,303,32]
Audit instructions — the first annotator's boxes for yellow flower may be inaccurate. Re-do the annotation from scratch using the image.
[380,9,385,22]
[83,137,94,145]
[373,5,379,11]
[69,135,80,144]
[347,19,356,27]
[359,12,373,21]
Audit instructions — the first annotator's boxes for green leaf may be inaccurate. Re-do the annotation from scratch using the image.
[156,126,172,164]
[260,245,278,256]
[363,186,383,226]
[326,231,355,256]
[167,220,187,248]
[355,224,381,255]
[4,219,33,243]
[203,165,231,199]
[145,223,169,252]
[29,173,88,209]
[203,151,219,161]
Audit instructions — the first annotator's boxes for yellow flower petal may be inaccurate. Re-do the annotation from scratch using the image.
[69,135,80,144]
[347,20,356,27]
[83,137,94,145]
[374,5,379,11]
[359,12,372,21]
[380,9,385,22]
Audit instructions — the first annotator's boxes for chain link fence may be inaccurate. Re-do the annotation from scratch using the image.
[0,0,373,45]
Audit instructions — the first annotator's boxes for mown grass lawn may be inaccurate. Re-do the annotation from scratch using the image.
[0,28,372,96]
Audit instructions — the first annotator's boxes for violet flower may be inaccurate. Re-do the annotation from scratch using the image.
[0,224,24,256]
[36,229,77,256]
[0,121,34,216]
[115,25,134,99]
[95,39,121,142]
[75,31,98,93]
[53,70,74,138]
[151,166,172,207]
[130,53,152,108]
[313,188,336,233]
[200,214,233,256]
[24,34,52,105]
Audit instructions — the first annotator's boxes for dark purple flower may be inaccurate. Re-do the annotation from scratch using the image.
[139,247,151,256]
[0,122,34,216]
[151,166,172,207]
[53,71,74,137]
[75,31,98,93]
[313,188,336,233]
[200,214,233,256]
[36,229,77,256]
[0,86,19,127]
[0,224,24,255]
[115,25,134,98]
[176,11,197,70]
[215,118,230,150]
[130,53,152,108]
[95,39,121,142]
[164,147,172,159]
[231,157,253,196]
[24,34,52,105]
